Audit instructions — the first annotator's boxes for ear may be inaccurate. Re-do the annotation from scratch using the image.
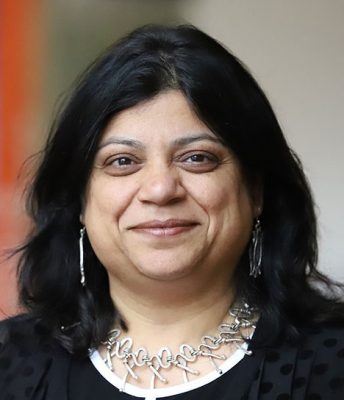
[79,196,86,224]
[250,176,264,218]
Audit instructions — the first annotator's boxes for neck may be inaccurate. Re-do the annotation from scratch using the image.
[101,279,257,390]
[108,276,235,352]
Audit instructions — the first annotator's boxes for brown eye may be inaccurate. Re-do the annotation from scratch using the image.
[112,157,134,166]
[179,152,219,173]
[104,154,142,176]
[186,154,210,163]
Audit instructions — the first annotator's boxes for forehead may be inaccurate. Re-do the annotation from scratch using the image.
[100,90,218,144]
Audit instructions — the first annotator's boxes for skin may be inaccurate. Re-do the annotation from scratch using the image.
[82,90,260,387]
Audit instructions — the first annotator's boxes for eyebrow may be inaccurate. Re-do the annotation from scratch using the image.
[172,133,224,147]
[98,137,144,150]
[98,133,224,150]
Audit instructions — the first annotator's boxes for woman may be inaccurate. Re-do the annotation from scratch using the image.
[1,25,343,400]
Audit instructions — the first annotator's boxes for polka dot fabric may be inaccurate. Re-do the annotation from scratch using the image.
[246,326,344,400]
[1,316,344,399]
[0,317,68,399]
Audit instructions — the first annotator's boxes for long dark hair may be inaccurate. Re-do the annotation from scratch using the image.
[16,24,343,354]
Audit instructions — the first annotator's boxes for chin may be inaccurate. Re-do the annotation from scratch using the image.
[136,262,194,282]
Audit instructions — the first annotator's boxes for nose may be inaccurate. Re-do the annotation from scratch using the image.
[137,163,186,206]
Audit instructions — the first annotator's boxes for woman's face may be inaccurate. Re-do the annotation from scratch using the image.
[83,90,258,287]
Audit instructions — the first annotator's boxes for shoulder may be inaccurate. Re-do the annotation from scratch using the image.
[297,324,344,371]
[0,314,71,399]
[299,323,344,358]
[267,324,344,398]
[289,323,344,368]
[1,314,42,346]
[247,323,344,399]
[0,313,56,357]
[293,324,344,398]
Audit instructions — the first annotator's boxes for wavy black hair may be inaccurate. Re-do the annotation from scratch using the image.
[16,24,343,354]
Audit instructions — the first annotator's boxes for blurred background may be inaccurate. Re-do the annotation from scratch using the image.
[1,0,343,318]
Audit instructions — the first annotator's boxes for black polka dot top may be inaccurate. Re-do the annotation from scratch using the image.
[1,316,344,399]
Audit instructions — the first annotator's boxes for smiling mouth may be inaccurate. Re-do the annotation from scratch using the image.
[129,219,199,237]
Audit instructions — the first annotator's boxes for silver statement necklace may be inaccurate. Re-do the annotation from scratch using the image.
[101,302,258,390]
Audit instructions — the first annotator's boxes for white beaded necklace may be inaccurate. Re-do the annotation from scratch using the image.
[102,302,258,390]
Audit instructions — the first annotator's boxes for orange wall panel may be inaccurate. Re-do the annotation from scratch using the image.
[0,0,42,318]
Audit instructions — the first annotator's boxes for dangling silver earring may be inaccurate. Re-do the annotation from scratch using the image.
[79,227,86,287]
[249,218,263,278]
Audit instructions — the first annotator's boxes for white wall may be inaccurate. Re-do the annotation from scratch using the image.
[178,0,344,281]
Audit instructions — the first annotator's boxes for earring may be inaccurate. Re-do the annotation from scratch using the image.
[249,218,263,278]
[79,227,86,287]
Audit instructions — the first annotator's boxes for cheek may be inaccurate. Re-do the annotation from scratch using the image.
[189,173,251,217]
[82,176,138,269]
[189,173,254,247]
[83,175,137,227]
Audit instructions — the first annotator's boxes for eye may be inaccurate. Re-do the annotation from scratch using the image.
[185,154,212,163]
[112,157,134,166]
[178,152,219,172]
[104,155,142,176]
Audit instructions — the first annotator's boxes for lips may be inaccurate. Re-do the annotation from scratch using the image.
[128,219,199,237]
